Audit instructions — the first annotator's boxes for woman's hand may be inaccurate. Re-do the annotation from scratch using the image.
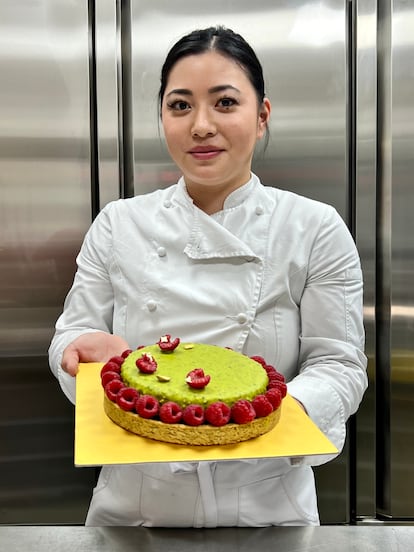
[61,332,130,377]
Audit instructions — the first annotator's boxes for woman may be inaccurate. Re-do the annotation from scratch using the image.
[49,26,367,526]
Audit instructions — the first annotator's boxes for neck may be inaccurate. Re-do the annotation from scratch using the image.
[191,191,226,215]
[185,176,252,215]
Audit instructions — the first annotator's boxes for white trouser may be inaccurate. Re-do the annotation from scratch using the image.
[85,458,320,527]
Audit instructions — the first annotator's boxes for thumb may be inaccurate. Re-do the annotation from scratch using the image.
[61,343,80,377]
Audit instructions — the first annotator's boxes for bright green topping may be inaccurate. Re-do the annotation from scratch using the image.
[121,343,268,408]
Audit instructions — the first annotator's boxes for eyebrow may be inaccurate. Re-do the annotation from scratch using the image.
[165,84,241,97]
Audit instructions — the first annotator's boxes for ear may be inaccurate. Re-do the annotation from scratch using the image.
[257,97,271,139]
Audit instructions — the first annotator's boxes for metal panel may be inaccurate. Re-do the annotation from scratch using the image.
[95,0,121,208]
[375,0,414,521]
[389,0,414,518]
[0,0,95,524]
[130,0,349,523]
[355,0,377,520]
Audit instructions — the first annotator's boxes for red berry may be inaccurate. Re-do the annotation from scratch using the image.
[157,334,180,352]
[185,368,211,389]
[108,355,125,366]
[231,399,256,424]
[205,402,231,427]
[159,402,182,424]
[252,395,274,417]
[100,361,121,376]
[250,355,267,367]
[182,404,205,426]
[135,394,159,419]
[121,349,133,358]
[116,387,139,411]
[105,379,125,401]
[267,380,287,397]
[101,370,121,388]
[266,367,285,382]
[136,353,158,374]
[265,388,282,409]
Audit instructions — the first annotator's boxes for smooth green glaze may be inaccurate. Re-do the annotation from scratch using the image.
[121,343,268,408]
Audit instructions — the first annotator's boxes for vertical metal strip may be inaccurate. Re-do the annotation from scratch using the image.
[88,0,100,219]
[346,0,358,525]
[116,0,135,198]
[346,0,357,240]
[376,0,392,519]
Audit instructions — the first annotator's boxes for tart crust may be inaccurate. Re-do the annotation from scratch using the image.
[104,394,281,446]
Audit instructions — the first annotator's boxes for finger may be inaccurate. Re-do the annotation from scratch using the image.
[61,345,79,377]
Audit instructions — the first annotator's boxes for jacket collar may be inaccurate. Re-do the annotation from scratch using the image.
[172,175,265,261]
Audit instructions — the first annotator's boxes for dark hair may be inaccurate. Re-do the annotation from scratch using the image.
[158,26,266,109]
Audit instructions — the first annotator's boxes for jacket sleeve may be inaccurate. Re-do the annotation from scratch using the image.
[287,206,368,466]
[48,204,116,405]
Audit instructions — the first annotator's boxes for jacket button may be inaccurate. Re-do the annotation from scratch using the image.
[147,300,157,312]
[157,246,167,257]
[237,313,248,324]
[164,200,172,208]
[255,205,264,215]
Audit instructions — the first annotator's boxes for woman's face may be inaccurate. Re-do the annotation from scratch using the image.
[161,51,270,202]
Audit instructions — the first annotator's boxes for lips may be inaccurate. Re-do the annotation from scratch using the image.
[188,145,224,160]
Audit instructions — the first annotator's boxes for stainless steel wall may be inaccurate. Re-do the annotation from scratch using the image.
[0,0,96,524]
[375,0,414,519]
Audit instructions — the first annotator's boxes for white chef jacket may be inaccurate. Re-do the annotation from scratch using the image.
[49,174,367,526]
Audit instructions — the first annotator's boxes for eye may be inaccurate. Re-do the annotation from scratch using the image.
[217,97,238,109]
[167,100,191,112]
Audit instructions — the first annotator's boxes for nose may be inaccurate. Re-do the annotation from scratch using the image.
[191,106,217,138]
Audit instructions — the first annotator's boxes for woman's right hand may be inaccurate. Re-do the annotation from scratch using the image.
[61,332,130,377]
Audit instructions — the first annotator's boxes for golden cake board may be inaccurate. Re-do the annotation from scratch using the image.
[74,362,338,466]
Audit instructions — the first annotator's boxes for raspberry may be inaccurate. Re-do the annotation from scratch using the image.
[100,361,121,376]
[267,380,287,397]
[231,399,256,424]
[121,349,133,358]
[265,388,282,409]
[266,367,285,382]
[105,379,125,401]
[116,387,139,411]
[250,355,267,367]
[136,353,157,374]
[182,404,205,426]
[101,370,121,388]
[108,355,125,366]
[186,368,211,389]
[159,402,182,424]
[135,394,159,419]
[205,402,231,427]
[252,395,274,417]
[157,334,180,352]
